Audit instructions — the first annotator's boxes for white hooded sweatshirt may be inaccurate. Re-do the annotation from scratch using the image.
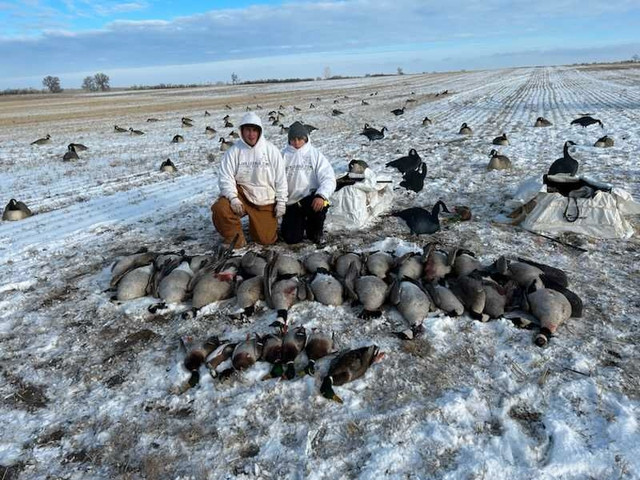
[218,112,288,206]
[282,140,336,205]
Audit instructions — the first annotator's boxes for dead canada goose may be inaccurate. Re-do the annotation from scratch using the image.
[400,162,427,192]
[171,134,184,143]
[425,281,464,317]
[422,117,433,126]
[303,252,332,274]
[451,249,481,277]
[487,149,512,170]
[570,116,603,128]
[31,134,51,145]
[395,252,424,280]
[189,264,236,310]
[449,274,489,322]
[160,158,177,172]
[205,126,217,135]
[2,199,33,221]
[240,251,268,277]
[594,135,614,148]
[219,138,234,151]
[344,263,389,319]
[263,253,304,329]
[62,144,79,161]
[389,277,431,339]
[364,251,394,279]
[423,244,453,282]
[308,269,344,306]
[390,106,405,116]
[110,250,157,288]
[114,125,128,133]
[334,252,363,279]
[320,345,383,403]
[534,117,552,127]
[129,127,145,135]
[157,260,193,303]
[232,275,264,318]
[547,141,578,176]
[115,264,154,301]
[386,148,421,173]
[492,133,509,146]
[392,201,450,235]
[459,123,472,135]
[525,282,572,347]
[361,124,387,141]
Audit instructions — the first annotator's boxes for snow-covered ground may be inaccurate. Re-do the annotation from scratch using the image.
[1,65,639,479]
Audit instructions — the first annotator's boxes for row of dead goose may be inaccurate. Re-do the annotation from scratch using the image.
[109,243,582,348]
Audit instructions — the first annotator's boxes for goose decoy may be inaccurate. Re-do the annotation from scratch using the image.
[304,123,318,133]
[229,130,239,139]
[293,106,301,112]
[333,99,340,104]
[594,135,614,148]
[400,162,427,192]
[69,142,88,151]
[114,125,128,133]
[492,133,509,146]
[62,144,79,161]
[205,126,217,135]
[30,134,51,145]
[182,116,194,123]
[146,117,159,122]
[422,117,433,126]
[390,106,405,116]
[225,104,232,110]
[391,201,450,235]
[570,116,603,128]
[534,117,552,127]
[547,141,578,176]
[219,138,234,151]
[385,148,421,173]
[349,159,369,174]
[160,158,177,172]
[129,127,145,135]
[361,124,387,141]
[171,134,184,143]
[332,109,344,116]
[181,117,193,127]
[2,199,32,221]
[458,123,472,135]
[280,125,289,134]
[320,345,383,403]
[487,149,512,170]
[204,110,211,117]
[223,114,231,121]
[361,100,369,106]
[224,119,234,128]
[309,103,316,109]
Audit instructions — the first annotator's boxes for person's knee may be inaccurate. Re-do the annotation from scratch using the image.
[211,197,230,215]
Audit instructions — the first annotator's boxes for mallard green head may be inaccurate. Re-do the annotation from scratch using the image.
[320,376,343,404]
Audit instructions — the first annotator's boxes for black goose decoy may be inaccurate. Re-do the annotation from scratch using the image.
[69,142,88,151]
[594,135,614,148]
[391,106,405,116]
[2,199,32,221]
[160,158,177,172]
[129,127,145,135]
[114,125,128,133]
[361,124,387,141]
[332,109,344,116]
[304,123,318,133]
[422,117,433,126]
[171,134,184,143]
[534,117,552,127]
[391,201,450,235]
[309,103,316,108]
[547,141,578,176]
[400,162,427,192]
[361,99,370,106]
[459,123,472,135]
[62,144,79,161]
[570,116,603,128]
[224,119,234,128]
[147,117,159,122]
[385,148,421,173]
[204,110,211,117]
[31,134,51,145]
[492,133,509,146]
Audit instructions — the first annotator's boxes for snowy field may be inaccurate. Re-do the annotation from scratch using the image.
[1,65,639,479]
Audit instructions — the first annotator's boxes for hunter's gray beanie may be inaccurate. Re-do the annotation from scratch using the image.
[288,121,309,142]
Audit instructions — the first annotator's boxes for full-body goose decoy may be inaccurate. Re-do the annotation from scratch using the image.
[390,106,405,116]
[594,135,614,148]
[171,134,184,143]
[534,117,552,127]
[422,117,433,126]
[228,130,239,139]
[547,141,578,176]
[160,159,177,172]
[361,124,387,141]
[69,142,88,151]
[386,148,421,173]
[392,201,450,235]
[492,133,509,146]
[487,149,512,170]
[31,134,51,145]
[181,117,194,127]
[204,110,211,117]
[224,119,234,128]
[129,127,145,135]
[62,144,79,161]
[205,126,217,135]
[400,162,427,192]
[219,138,234,151]
[459,123,472,135]
[114,125,128,133]
[361,99,369,106]
[147,117,159,122]
[332,109,344,116]
[2,199,33,221]
[320,345,383,403]
[570,116,603,128]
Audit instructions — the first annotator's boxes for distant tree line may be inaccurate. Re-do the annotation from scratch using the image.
[81,73,110,91]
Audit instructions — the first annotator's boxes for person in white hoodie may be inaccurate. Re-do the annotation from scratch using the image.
[281,121,336,244]
[211,112,288,248]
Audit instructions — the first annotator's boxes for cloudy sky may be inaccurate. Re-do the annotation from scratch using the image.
[1,0,639,89]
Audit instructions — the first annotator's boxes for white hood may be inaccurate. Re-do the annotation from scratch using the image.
[238,112,264,146]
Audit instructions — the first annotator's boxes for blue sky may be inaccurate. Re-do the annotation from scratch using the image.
[1,0,639,89]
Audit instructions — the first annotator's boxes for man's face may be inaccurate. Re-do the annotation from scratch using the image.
[289,137,307,150]
[241,125,261,147]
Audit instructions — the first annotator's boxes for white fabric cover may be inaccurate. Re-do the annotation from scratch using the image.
[325,168,394,231]
[521,190,638,239]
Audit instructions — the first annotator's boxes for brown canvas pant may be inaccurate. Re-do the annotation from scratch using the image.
[211,189,277,248]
